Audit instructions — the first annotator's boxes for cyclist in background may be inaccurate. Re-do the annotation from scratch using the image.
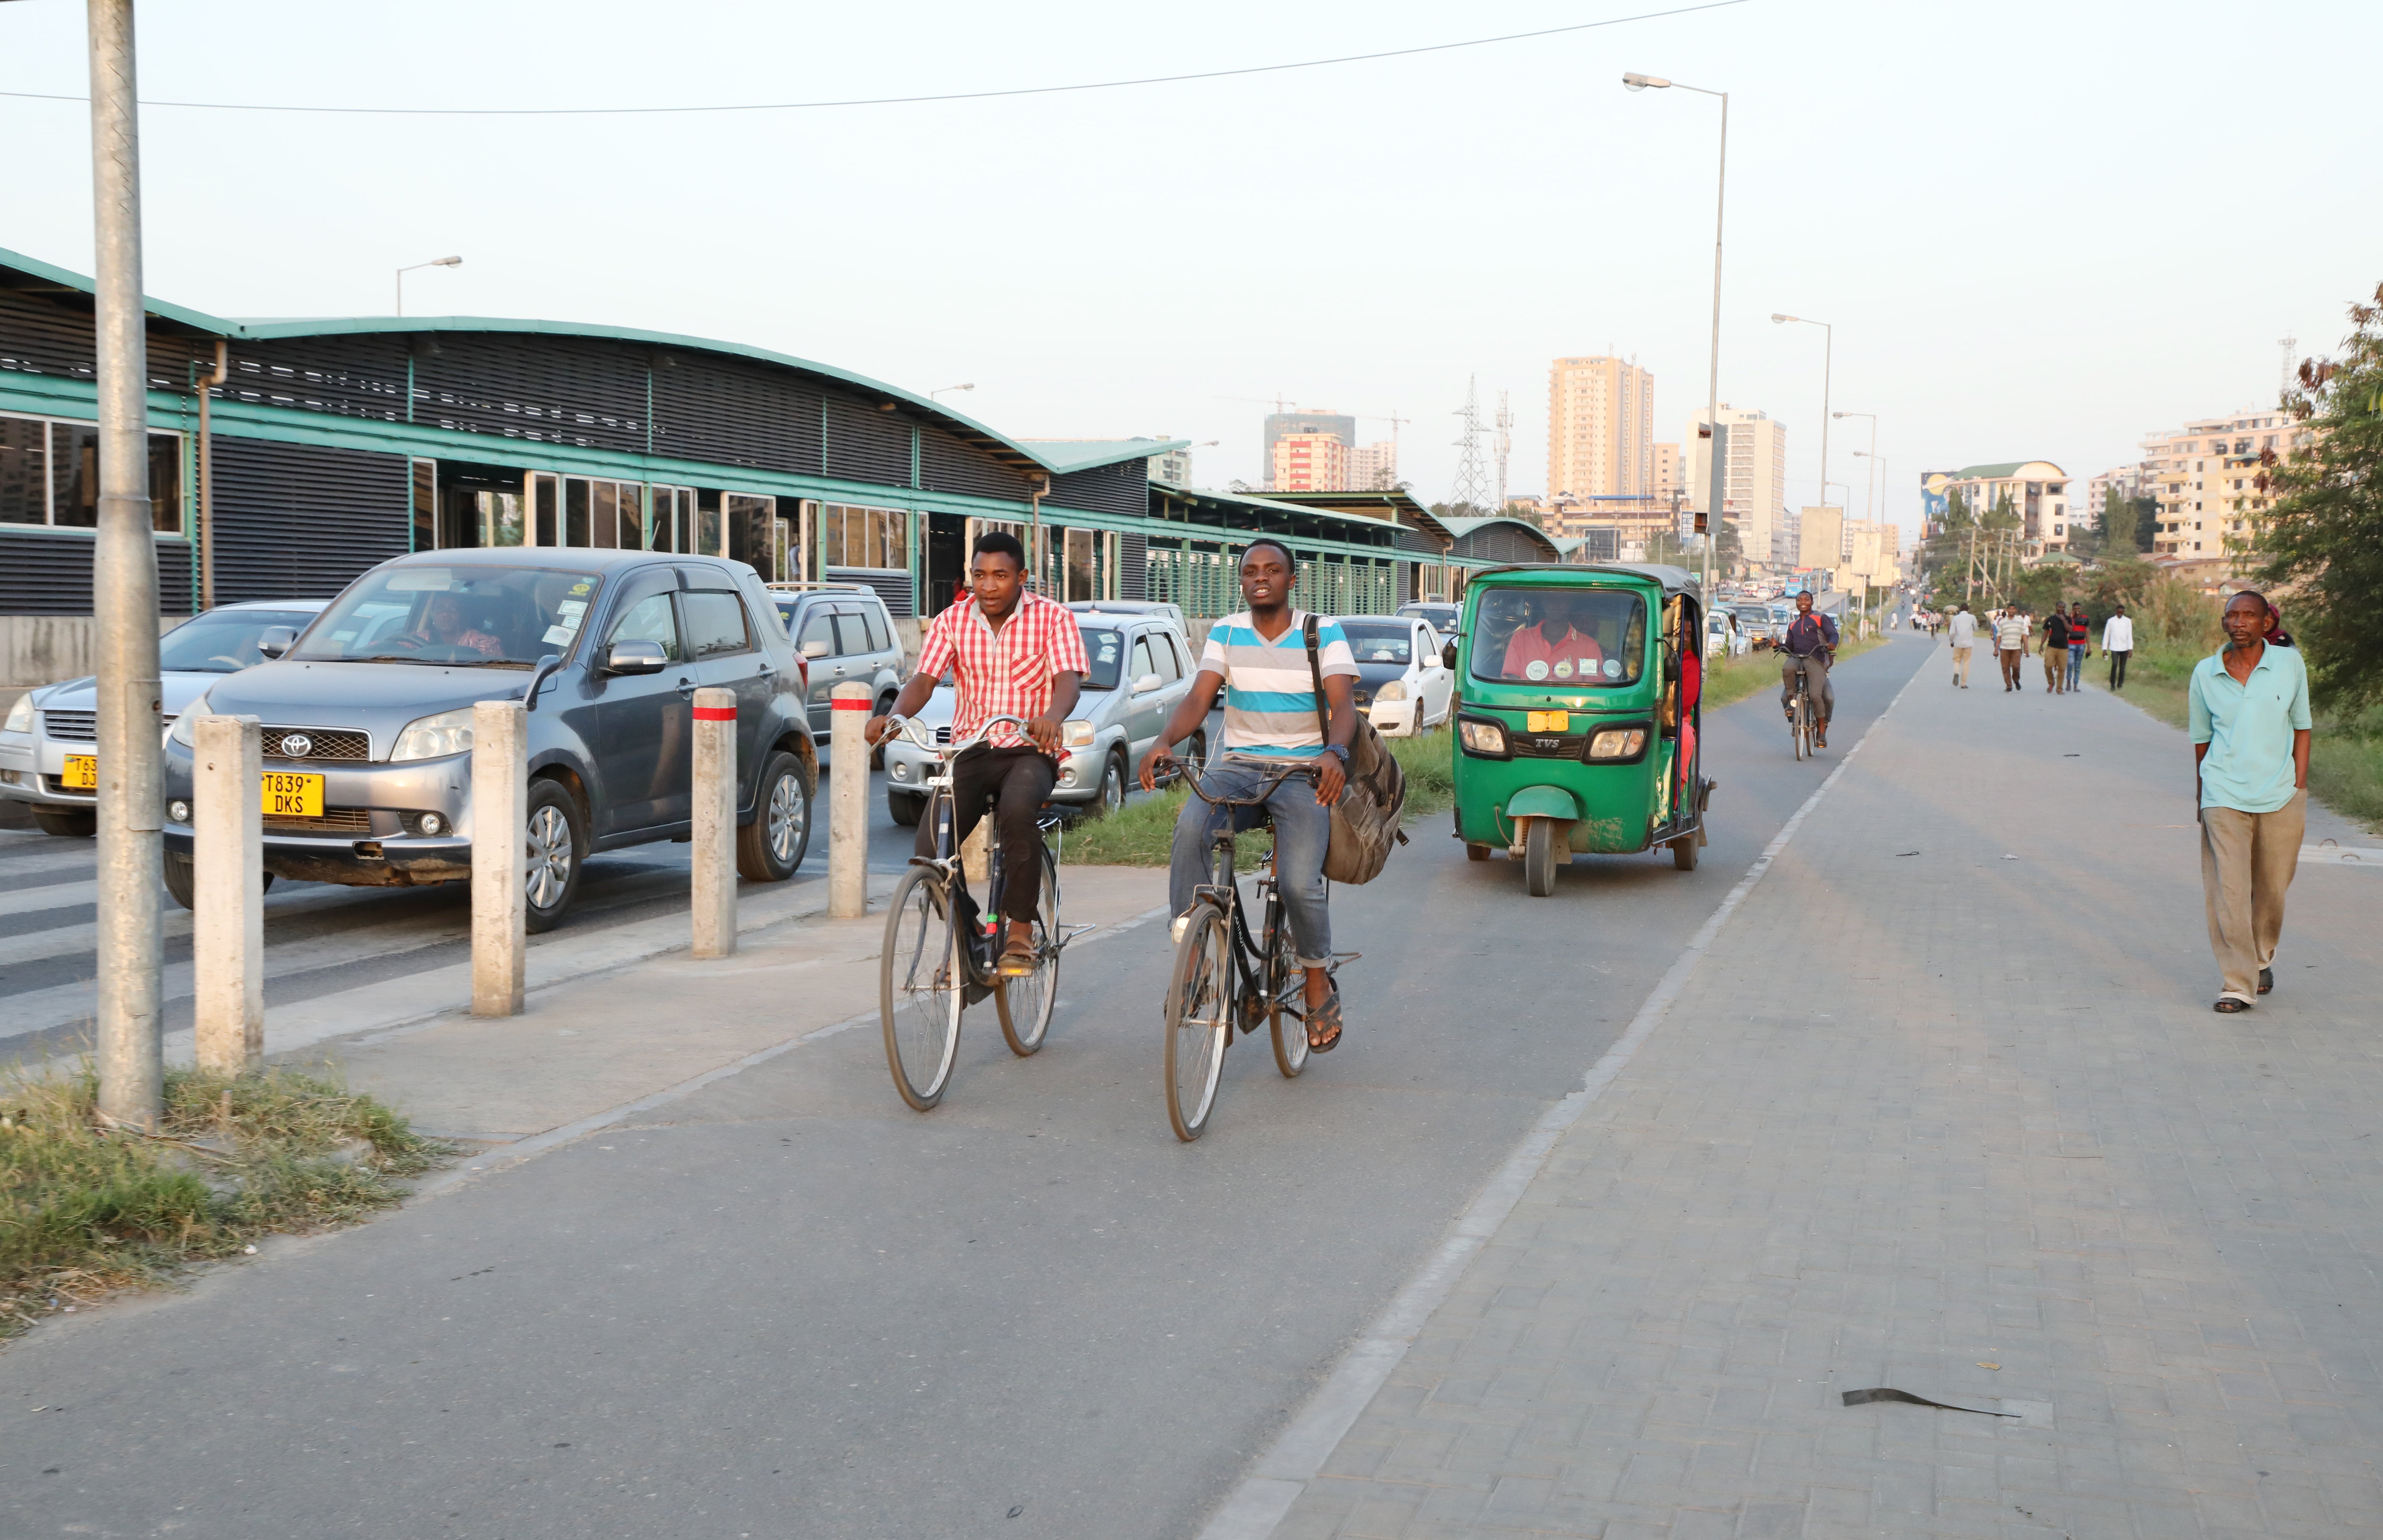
[1778,590,1838,748]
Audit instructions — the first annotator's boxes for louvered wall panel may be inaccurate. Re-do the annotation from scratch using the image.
[209,436,407,604]
[651,355,819,473]
[919,423,1031,502]
[1045,459,1145,519]
[0,290,207,393]
[411,335,648,453]
[822,394,912,486]
[221,336,410,424]
[822,567,916,618]
[0,527,191,615]
[1116,531,1149,602]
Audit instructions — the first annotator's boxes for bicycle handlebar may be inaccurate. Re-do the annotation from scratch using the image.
[883,713,1068,761]
[1168,756,1317,808]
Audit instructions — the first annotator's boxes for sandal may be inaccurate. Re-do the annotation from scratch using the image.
[2213,997,2251,1014]
[1306,988,1344,1053]
[2258,967,2274,995]
[998,934,1039,977]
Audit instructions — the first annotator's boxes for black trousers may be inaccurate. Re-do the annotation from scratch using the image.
[2108,649,2131,690]
[916,744,1055,924]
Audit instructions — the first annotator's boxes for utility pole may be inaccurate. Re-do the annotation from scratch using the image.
[1494,391,1513,514]
[89,0,165,1129]
[1449,377,1494,514]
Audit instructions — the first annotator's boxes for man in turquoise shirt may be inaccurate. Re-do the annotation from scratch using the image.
[2188,591,2312,1013]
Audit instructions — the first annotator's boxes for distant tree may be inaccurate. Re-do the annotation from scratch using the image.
[2099,492,2140,555]
[2259,280,2383,707]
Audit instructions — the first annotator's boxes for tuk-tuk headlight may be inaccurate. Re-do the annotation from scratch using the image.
[1587,727,1647,760]
[1458,718,1508,757]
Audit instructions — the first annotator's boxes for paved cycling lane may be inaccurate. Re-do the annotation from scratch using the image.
[0,637,1936,1540]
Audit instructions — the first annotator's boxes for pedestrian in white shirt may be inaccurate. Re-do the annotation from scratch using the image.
[2103,604,2135,691]
[1946,604,1978,688]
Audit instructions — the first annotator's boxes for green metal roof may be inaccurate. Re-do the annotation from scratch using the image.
[1242,487,1455,546]
[0,243,1177,479]
[1438,515,1565,555]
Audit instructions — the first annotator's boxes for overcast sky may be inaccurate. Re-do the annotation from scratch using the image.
[3,0,2376,542]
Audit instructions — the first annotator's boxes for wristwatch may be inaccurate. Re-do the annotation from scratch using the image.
[1321,744,1350,764]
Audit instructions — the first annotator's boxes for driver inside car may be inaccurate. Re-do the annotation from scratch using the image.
[1499,591,1605,682]
[406,591,505,658]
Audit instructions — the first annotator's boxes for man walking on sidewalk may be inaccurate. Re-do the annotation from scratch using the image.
[1947,603,1977,687]
[1995,605,2030,690]
[2041,605,2071,694]
[2104,603,2134,690]
[2191,590,2312,1014]
[2065,602,2092,693]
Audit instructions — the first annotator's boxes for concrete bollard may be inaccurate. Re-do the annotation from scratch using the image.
[192,714,263,1075]
[829,681,871,919]
[470,699,527,1016]
[961,820,991,885]
[691,685,738,958]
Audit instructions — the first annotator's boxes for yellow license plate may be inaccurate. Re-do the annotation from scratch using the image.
[1525,711,1570,733]
[261,771,324,818]
[61,754,98,790]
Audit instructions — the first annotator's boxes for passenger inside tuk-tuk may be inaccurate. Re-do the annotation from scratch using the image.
[1477,587,1645,686]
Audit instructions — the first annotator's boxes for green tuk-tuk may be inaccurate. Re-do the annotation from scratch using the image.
[1445,564,1712,896]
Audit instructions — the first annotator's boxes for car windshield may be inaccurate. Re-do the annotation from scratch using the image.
[1339,621,1414,665]
[1733,605,1770,623]
[1470,586,1645,686]
[293,565,603,667]
[157,609,320,674]
[1078,626,1124,691]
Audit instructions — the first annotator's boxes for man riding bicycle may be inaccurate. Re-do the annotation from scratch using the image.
[1137,539,1359,1052]
[1779,589,1838,748]
[866,532,1086,976]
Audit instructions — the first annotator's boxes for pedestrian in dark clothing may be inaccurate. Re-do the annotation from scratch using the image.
[2041,608,2070,694]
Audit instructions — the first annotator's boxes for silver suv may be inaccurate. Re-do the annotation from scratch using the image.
[764,583,909,737]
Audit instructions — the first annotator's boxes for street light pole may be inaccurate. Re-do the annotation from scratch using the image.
[88,0,163,1129]
[1623,72,1726,601]
[395,255,462,317]
[1836,413,1878,526]
[1774,315,1833,525]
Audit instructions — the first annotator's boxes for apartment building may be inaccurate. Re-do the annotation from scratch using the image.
[1687,405,1790,569]
[1271,432,1350,493]
[1652,441,1682,501]
[2143,409,2297,559]
[1547,357,1656,501]
[1346,440,1398,491]
[1927,462,2072,553]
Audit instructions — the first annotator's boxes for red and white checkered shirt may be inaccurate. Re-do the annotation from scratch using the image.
[914,590,1090,750]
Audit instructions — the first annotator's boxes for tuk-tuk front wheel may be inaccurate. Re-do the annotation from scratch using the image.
[1523,819,1560,897]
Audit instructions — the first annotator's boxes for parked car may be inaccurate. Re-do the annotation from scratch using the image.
[159,549,815,931]
[881,611,1201,824]
[1066,598,1189,637]
[1397,601,1463,638]
[764,582,908,737]
[1,598,331,838]
[1334,614,1454,737]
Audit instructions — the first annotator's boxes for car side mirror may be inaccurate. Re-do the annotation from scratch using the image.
[1132,672,1164,695]
[605,640,668,676]
[800,639,831,660]
[256,625,298,660]
[1441,640,1459,671]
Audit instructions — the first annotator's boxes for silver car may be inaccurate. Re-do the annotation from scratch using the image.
[882,614,1201,824]
[0,598,330,838]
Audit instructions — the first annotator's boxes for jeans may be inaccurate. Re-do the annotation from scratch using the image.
[2108,649,2131,689]
[2067,643,2085,691]
[1778,653,1833,723]
[915,744,1055,925]
[1168,758,1333,967]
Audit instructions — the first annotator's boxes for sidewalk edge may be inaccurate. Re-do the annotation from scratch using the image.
[1196,647,1931,1540]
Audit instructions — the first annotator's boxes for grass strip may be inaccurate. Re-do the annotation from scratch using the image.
[0,1065,451,1338]
[1702,631,1885,712]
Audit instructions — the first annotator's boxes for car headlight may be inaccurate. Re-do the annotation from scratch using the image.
[1062,719,1095,748]
[1458,718,1508,756]
[168,694,208,747]
[1587,727,1648,760]
[2,692,33,735]
[390,707,474,762]
[1373,680,1407,703]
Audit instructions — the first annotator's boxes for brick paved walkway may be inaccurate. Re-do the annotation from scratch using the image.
[1267,640,2383,1540]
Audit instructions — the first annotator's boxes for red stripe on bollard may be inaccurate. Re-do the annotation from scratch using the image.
[831,698,871,711]
[692,706,737,721]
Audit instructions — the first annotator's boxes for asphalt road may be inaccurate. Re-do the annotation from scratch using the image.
[2,634,1936,1539]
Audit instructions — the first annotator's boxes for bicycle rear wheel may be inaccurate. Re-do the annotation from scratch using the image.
[995,847,1061,1057]
[881,867,963,1111]
[1265,904,1308,1078]
[1164,901,1232,1141]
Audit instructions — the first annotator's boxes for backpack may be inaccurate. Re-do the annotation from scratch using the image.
[1303,615,1409,885]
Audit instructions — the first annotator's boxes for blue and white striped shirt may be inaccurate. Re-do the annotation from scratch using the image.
[1198,610,1360,760]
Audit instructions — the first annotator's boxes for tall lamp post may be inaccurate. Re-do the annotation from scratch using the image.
[1773,314,1833,529]
[1834,412,1878,525]
[929,383,975,399]
[395,255,461,316]
[1853,447,1890,636]
[1623,72,1726,601]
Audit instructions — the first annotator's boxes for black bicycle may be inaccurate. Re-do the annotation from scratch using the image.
[1158,759,1331,1142]
[878,714,1074,1111]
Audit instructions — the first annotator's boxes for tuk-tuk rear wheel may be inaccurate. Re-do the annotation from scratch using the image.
[1671,832,1699,871]
[1523,820,1559,897]
[1464,842,1491,862]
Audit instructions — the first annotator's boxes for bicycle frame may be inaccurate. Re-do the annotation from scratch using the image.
[888,713,1068,989]
[1178,761,1313,1034]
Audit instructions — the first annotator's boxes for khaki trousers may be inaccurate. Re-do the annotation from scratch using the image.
[1999,648,2024,687]
[1951,645,1972,686]
[2042,647,2064,692]
[2200,791,2305,1004]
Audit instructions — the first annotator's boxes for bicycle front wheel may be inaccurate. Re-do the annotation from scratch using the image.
[1164,902,1232,1141]
[995,848,1061,1057]
[881,866,963,1111]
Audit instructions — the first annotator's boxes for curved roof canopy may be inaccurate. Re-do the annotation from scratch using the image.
[1437,516,1566,560]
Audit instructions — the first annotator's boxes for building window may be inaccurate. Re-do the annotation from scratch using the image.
[820,503,910,571]
[0,410,181,532]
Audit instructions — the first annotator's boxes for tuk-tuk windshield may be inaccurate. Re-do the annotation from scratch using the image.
[1470,586,1645,686]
